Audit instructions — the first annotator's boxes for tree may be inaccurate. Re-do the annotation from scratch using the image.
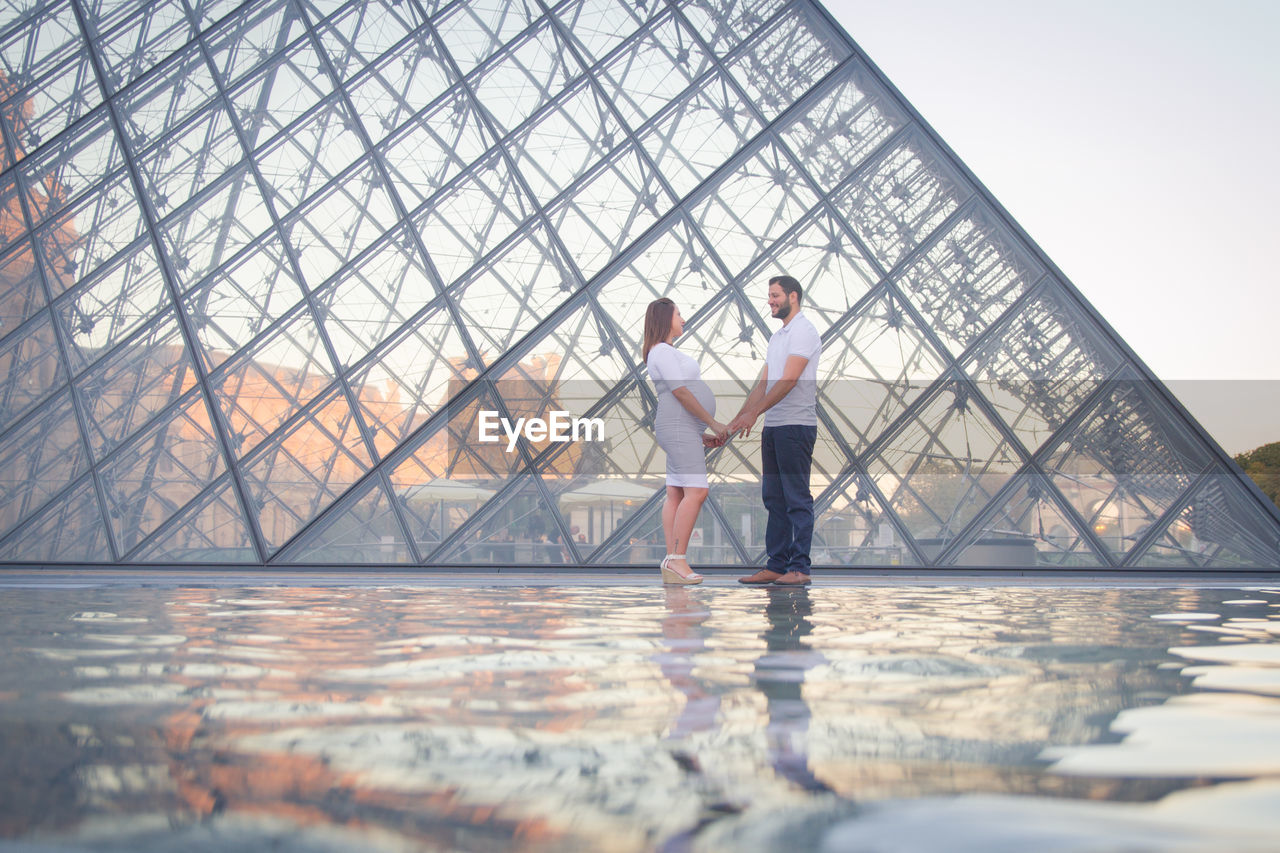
[1234,442,1280,509]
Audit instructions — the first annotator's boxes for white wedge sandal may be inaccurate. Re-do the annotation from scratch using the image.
[660,554,703,585]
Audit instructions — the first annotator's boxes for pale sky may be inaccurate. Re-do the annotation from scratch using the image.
[821,0,1280,454]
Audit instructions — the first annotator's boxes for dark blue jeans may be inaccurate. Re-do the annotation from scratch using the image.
[761,424,817,575]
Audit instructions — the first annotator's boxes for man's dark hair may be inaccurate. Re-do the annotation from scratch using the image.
[769,274,803,305]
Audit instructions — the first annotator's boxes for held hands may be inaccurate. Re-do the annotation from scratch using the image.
[727,409,758,439]
[702,420,731,448]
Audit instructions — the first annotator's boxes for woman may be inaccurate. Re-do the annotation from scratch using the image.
[643,298,729,584]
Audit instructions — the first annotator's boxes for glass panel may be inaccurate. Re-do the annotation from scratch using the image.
[74,313,198,459]
[161,166,273,291]
[0,240,47,339]
[638,71,760,200]
[865,378,1024,550]
[21,113,121,225]
[315,227,437,368]
[1043,374,1213,562]
[492,301,633,458]
[679,0,785,58]
[592,215,728,332]
[98,394,225,553]
[80,0,150,33]
[593,13,712,131]
[451,223,577,358]
[0,476,113,563]
[0,171,26,261]
[229,41,332,151]
[258,99,366,212]
[725,4,847,122]
[189,0,247,32]
[36,174,147,295]
[813,478,921,568]
[315,0,420,82]
[584,378,666,491]
[242,389,372,552]
[205,0,308,89]
[1134,469,1280,570]
[97,0,194,93]
[555,0,666,64]
[941,471,1107,568]
[436,0,540,75]
[549,146,669,282]
[414,151,534,288]
[778,62,906,194]
[133,476,256,562]
[746,210,880,336]
[389,386,523,554]
[896,204,1045,359]
[347,33,455,144]
[509,80,622,205]
[182,235,305,370]
[285,161,398,288]
[0,392,89,538]
[211,307,336,458]
[435,474,571,565]
[2,54,101,157]
[0,2,82,84]
[690,140,820,280]
[834,128,970,274]
[117,47,220,152]
[347,302,469,458]
[591,487,674,565]
[819,289,948,457]
[0,310,64,431]
[963,281,1123,455]
[471,22,582,135]
[295,0,349,22]
[380,88,492,208]
[0,0,43,30]
[136,105,243,219]
[278,477,412,564]
[55,241,169,371]
[554,471,665,563]
[678,292,769,389]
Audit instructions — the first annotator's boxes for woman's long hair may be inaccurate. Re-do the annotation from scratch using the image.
[642,298,675,361]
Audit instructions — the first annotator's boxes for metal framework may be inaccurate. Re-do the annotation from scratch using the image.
[0,0,1276,569]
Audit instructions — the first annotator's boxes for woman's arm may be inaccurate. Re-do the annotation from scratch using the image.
[671,386,729,441]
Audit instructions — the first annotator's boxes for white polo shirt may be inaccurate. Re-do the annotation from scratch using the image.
[763,311,821,427]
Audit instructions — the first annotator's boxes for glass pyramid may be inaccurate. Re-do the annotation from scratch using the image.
[1,0,1276,569]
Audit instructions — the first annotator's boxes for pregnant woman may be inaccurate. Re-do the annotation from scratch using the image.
[643,298,730,584]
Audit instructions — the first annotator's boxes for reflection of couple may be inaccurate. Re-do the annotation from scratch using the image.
[643,275,821,586]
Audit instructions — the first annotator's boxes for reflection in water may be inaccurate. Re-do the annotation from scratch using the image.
[656,586,720,739]
[0,584,1278,850]
[755,587,829,794]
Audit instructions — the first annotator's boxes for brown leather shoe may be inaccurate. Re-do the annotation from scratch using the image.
[738,569,783,585]
[772,571,812,586]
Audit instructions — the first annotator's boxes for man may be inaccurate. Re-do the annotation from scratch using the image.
[728,275,821,586]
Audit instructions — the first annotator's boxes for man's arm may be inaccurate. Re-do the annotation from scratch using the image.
[726,366,768,438]
[727,355,809,438]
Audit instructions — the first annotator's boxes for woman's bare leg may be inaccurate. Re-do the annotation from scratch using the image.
[667,486,707,578]
[662,485,684,556]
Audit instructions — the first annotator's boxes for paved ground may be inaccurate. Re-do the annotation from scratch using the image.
[1,567,1276,588]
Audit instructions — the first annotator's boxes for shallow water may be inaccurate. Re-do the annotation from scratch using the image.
[1,583,1278,851]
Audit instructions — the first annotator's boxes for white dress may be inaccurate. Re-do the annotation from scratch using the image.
[646,342,716,488]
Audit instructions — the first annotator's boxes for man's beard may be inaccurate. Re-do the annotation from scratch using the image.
[773,302,791,320]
